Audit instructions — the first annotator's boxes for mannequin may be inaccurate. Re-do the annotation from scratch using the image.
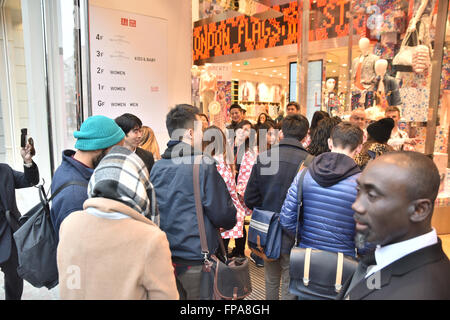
[199,64,218,114]
[191,65,201,108]
[351,38,379,109]
[324,78,340,116]
[374,59,401,107]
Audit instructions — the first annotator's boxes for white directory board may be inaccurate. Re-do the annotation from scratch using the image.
[89,6,168,133]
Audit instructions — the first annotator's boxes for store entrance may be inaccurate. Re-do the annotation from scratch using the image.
[193,56,290,129]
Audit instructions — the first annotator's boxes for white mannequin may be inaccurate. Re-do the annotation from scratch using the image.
[326,78,336,92]
[191,65,201,78]
[375,59,388,77]
[375,59,388,95]
[352,37,379,93]
[199,64,217,113]
[359,37,371,62]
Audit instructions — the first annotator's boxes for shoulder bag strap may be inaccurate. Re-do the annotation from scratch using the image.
[293,155,314,247]
[48,181,89,202]
[193,155,228,262]
[193,155,213,262]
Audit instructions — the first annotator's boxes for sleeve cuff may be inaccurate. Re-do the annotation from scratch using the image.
[24,162,33,168]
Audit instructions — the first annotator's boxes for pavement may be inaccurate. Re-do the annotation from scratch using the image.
[0,277,59,300]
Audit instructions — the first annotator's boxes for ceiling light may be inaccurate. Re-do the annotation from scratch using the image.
[279,73,282,76]
[262,58,267,61]
[238,70,241,72]
[342,64,347,67]
[270,59,275,62]
[273,70,277,73]
[328,60,332,63]
[333,70,336,73]
[236,64,240,67]
[255,72,258,75]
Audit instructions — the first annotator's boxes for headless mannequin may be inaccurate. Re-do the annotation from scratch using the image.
[191,65,201,108]
[200,64,217,114]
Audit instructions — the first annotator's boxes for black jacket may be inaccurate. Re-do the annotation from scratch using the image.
[150,141,236,264]
[341,240,450,300]
[0,162,39,264]
[244,138,310,254]
[135,147,154,174]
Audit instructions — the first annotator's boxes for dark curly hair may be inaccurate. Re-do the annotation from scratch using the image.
[307,117,341,156]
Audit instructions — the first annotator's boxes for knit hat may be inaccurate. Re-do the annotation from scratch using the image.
[367,118,395,144]
[74,115,125,151]
[87,146,158,220]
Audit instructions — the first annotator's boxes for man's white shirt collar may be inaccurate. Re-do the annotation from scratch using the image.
[365,228,438,278]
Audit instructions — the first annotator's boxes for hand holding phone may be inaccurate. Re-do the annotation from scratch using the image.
[20,128,36,163]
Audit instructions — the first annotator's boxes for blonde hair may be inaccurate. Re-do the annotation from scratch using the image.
[139,126,161,160]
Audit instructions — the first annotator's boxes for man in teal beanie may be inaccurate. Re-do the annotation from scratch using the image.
[50,115,125,238]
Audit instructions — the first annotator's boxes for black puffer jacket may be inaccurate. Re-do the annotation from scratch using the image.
[150,141,236,264]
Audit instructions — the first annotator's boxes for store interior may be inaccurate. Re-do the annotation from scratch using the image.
[192,45,362,125]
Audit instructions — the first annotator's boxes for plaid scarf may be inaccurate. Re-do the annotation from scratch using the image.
[87,146,159,224]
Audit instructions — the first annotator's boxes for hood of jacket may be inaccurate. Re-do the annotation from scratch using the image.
[161,140,202,159]
[309,152,361,188]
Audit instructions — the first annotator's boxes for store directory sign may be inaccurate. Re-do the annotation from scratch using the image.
[89,6,168,133]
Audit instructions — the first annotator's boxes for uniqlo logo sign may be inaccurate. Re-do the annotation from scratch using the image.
[121,18,136,27]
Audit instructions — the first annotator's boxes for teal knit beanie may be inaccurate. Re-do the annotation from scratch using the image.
[74,115,125,151]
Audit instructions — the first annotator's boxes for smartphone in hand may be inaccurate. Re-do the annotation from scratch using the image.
[21,128,36,156]
[21,128,28,148]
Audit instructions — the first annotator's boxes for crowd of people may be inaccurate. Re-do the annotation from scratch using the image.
[0,102,449,300]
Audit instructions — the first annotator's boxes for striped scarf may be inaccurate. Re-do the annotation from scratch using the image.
[87,146,159,224]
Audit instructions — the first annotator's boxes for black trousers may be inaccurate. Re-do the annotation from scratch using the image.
[223,227,247,257]
[0,235,23,300]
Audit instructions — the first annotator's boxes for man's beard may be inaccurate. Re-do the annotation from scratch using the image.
[93,149,108,168]
[354,232,368,250]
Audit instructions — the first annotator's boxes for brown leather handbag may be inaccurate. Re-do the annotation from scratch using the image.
[193,156,252,300]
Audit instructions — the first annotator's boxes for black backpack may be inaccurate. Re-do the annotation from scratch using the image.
[13,181,87,289]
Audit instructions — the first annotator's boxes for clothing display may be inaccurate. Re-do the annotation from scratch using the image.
[399,86,430,122]
[352,91,376,110]
[374,75,402,106]
[352,54,380,91]
[200,69,217,114]
[325,92,341,115]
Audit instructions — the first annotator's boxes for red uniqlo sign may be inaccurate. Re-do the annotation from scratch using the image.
[129,19,136,27]
[121,18,128,26]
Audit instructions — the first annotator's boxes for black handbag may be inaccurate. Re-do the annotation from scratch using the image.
[193,156,252,300]
[289,167,358,300]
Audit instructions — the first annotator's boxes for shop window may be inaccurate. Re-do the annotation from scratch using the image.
[0,0,30,166]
